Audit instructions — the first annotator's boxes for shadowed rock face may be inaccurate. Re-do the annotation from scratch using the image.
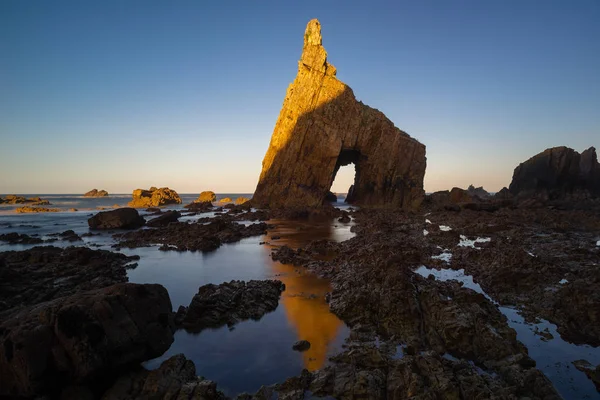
[509,146,600,200]
[252,19,426,210]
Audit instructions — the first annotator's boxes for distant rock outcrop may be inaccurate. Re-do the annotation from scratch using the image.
[235,196,250,205]
[509,146,600,200]
[128,187,182,208]
[252,19,426,210]
[196,191,217,202]
[15,206,59,213]
[88,208,145,229]
[2,195,50,205]
[467,185,490,199]
[218,197,233,204]
[84,188,109,197]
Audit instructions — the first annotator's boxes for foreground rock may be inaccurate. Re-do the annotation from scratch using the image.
[509,146,600,201]
[115,217,269,252]
[101,354,224,400]
[84,188,109,197]
[252,19,426,210]
[88,207,145,230]
[15,206,59,213]
[177,280,285,332]
[0,246,139,318]
[0,283,174,398]
[128,187,182,208]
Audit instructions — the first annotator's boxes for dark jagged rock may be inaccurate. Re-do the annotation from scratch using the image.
[0,246,139,318]
[252,19,426,210]
[146,210,181,227]
[466,184,490,199]
[0,283,174,398]
[84,189,109,197]
[88,207,145,230]
[324,191,337,202]
[573,360,600,391]
[0,232,44,245]
[184,200,213,212]
[115,218,269,252]
[509,146,600,201]
[100,354,225,400]
[179,280,285,332]
[128,187,182,208]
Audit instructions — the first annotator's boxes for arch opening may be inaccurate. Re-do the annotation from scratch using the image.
[328,149,361,204]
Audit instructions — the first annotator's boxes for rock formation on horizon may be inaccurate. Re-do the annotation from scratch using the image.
[252,19,426,210]
[509,146,600,200]
[84,188,109,197]
[128,187,182,208]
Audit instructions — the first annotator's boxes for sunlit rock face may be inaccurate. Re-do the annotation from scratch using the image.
[253,19,426,209]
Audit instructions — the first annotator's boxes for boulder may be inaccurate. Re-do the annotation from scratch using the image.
[100,354,224,400]
[146,210,181,227]
[83,189,109,197]
[449,187,474,204]
[88,208,145,230]
[217,197,233,204]
[235,196,251,205]
[252,19,426,210]
[0,283,174,398]
[509,146,600,200]
[292,340,311,352]
[184,201,213,212]
[179,280,285,332]
[128,187,182,208]
[196,191,217,202]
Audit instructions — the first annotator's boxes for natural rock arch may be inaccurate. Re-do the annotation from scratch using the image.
[252,19,426,210]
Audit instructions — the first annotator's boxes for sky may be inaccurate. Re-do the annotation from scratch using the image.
[1,0,599,194]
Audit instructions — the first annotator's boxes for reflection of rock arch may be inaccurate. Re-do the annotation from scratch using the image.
[253,19,426,210]
[261,221,344,370]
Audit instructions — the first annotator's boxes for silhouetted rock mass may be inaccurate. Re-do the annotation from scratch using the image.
[84,188,108,197]
[88,207,145,229]
[509,146,600,200]
[0,283,173,398]
[252,19,426,210]
[467,185,490,199]
[128,187,182,208]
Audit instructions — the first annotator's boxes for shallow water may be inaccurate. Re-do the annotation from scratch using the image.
[0,198,353,396]
[414,264,600,399]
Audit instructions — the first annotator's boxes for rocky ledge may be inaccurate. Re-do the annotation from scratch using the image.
[0,283,174,398]
[0,245,139,319]
[114,217,269,252]
[176,280,285,332]
[1,195,51,205]
[15,206,60,213]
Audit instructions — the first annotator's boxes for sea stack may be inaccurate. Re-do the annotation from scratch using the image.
[252,19,426,210]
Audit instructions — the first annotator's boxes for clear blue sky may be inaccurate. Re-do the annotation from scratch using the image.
[1,0,599,194]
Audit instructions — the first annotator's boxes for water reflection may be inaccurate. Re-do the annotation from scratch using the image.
[262,219,352,371]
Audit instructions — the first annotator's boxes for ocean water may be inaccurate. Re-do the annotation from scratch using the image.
[0,195,353,396]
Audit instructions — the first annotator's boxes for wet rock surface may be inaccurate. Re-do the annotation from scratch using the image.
[88,207,146,230]
[0,232,44,244]
[114,217,270,252]
[100,354,225,400]
[15,205,60,213]
[0,246,139,318]
[178,280,285,332]
[252,19,426,210]
[128,187,182,208]
[0,283,174,398]
[146,210,181,227]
